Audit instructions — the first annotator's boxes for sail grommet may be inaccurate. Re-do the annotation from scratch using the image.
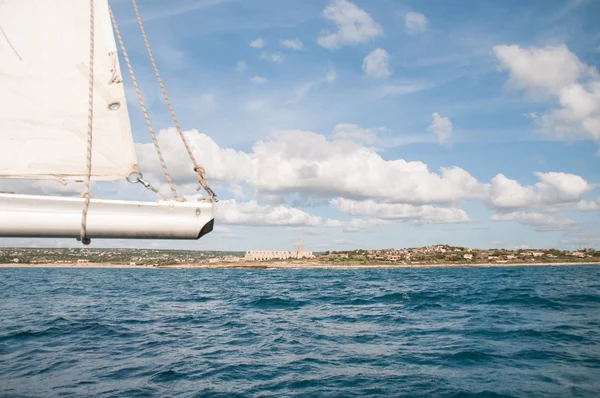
[127,171,142,183]
[108,101,121,110]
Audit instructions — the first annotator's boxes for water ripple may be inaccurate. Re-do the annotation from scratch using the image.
[0,266,599,397]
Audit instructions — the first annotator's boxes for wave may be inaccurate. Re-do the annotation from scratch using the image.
[485,294,564,309]
[444,350,502,364]
[247,297,308,309]
[1,266,599,397]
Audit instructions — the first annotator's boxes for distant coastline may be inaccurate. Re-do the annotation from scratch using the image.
[2,246,599,269]
[2,261,600,269]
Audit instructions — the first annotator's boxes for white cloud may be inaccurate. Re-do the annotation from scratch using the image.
[494,44,588,96]
[331,198,471,223]
[280,39,303,50]
[485,172,593,211]
[213,225,240,239]
[229,184,245,199]
[260,51,284,63]
[325,219,344,227]
[427,112,452,146]
[404,12,429,35]
[537,82,600,145]
[317,0,383,49]
[236,60,247,72]
[377,81,432,98]
[0,179,85,196]
[216,199,321,226]
[135,127,486,205]
[325,217,389,232]
[286,69,338,103]
[577,198,600,211]
[362,48,391,78]
[331,123,377,144]
[491,212,576,232]
[135,128,598,222]
[249,38,264,49]
[494,44,600,146]
[250,76,267,84]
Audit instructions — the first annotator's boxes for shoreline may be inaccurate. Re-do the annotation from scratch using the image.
[1,261,600,269]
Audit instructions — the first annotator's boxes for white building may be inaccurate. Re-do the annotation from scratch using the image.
[245,238,314,261]
[244,251,314,261]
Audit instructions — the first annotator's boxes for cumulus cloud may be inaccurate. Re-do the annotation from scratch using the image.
[362,48,391,78]
[494,44,588,96]
[404,12,429,35]
[494,44,600,146]
[325,217,389,232]
[135,128,597,218]
[136,128,486,205]
[250,76,267,84]
[485,172,593,211]
[249,38,264,49]
[216,199,321,226]
[331,198,471,224]
[491,212,576,232]
[260,51,284,63]
[427,112,452,146]
[318,0,383,49]
[280,39,303,50]
[577,197,600,211]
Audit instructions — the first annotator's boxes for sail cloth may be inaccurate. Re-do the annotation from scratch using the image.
[0,0,138,181]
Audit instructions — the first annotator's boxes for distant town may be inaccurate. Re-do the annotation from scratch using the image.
[1,245,599,267]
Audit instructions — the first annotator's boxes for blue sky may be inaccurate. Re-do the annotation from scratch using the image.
[2,0,600,251]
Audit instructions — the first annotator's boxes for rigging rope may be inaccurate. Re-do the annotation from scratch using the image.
[108,5,182,202]
[79,0,96,245]
[131,0,217,202]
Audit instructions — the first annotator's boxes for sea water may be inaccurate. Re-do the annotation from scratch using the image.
[1,266,599,397]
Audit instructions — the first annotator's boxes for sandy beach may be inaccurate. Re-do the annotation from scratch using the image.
[2,261,600,269]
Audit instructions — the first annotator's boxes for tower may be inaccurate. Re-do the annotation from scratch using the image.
[297,237,301,255]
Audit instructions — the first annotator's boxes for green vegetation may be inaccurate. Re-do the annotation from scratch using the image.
[0,248,244,266]
[320,246,598,265]
[1,246,598,267]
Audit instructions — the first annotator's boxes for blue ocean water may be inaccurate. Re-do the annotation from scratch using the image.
[1,266,600,397]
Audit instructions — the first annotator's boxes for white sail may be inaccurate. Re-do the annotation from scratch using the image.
[0,0,137,181]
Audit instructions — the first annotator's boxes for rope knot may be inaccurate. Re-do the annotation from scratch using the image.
[193,166,217,202]
[193,165,206,177]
